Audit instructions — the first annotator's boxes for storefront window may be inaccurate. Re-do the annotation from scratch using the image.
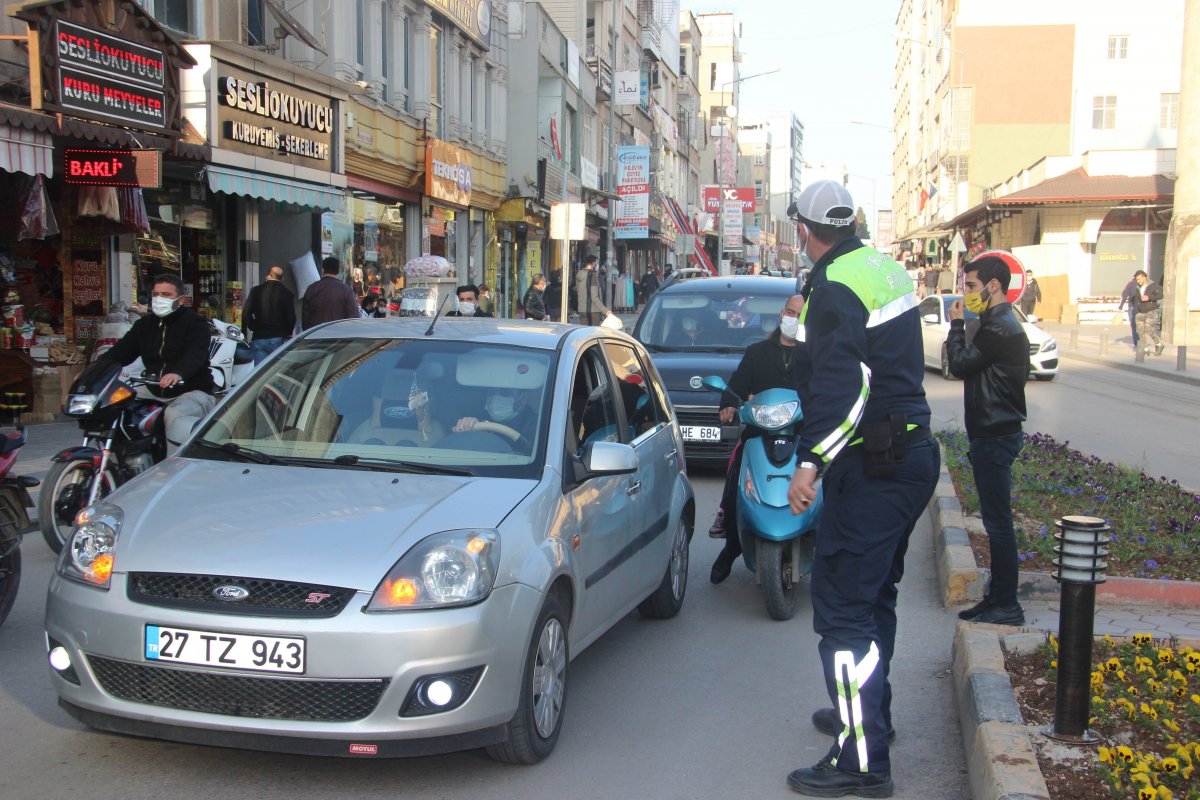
[351,197,407,298]
[428,206,456,266]
[138,183,223,318]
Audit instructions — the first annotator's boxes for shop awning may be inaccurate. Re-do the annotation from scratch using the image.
[990,168,1174,205]
[0,123,53,177]
[207,164,346,212]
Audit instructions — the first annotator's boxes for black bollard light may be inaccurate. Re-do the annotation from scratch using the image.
[1045,515,1110,743]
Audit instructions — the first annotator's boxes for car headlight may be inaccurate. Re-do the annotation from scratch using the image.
[749,400,799,430]
[59,503,122,588]
[1041,340,1057,353]
[367,529,500,611]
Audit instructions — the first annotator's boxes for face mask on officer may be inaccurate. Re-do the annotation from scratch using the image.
[458,301,476,315]
[963,279,995,315]
[484,390,519,422]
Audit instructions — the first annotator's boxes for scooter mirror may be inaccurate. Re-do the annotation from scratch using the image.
[700,375,728,393]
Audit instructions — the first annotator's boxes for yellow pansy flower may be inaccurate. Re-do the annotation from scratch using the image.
[1164,718,1181,734]
[1106,658,1123,672]
[1099,746,1116,765]
[1134,633,1153,647]
[1157,786,1174,800]
[1162,757,1180,773]
[1140,702,1159,720]
[1158,648,1176,664]
[1138,785,1156,800]
[1118,745,1136,763]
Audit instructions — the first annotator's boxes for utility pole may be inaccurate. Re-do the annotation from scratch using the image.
[605,0,618,284]
[1164,0,1198,365]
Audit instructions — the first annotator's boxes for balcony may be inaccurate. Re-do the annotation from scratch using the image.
[585,44,613,98]
[640,24,662,62]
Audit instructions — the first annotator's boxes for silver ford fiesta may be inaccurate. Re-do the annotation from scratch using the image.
[45,318,694,763]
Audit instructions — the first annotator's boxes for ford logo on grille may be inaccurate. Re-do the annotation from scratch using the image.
[689,376,703,389]
[213,585,250,602]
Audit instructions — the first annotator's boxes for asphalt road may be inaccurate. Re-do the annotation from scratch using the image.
[0,466,967,800]
[924,359,1200,489]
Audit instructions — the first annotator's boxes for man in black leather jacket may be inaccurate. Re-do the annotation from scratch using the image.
[947,253,1029,626]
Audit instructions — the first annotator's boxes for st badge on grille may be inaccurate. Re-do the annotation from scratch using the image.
[213,585,250,601]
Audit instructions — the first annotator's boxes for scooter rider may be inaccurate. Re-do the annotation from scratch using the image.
[783,180,939,798]
[709,294,805,584]
[102,274,217,438]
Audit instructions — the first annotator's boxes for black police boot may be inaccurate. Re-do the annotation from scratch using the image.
[972,603,1025,626]
[957,595,994,621]
[811,708,895,743]
[710,548,737,584]
[787,759,893,797]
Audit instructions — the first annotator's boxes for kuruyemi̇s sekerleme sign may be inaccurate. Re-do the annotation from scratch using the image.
[216,64,335,168]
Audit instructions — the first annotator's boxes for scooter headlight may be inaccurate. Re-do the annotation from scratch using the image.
[65,394,99,415]
[749,401,798,430]
[223,325,246,343]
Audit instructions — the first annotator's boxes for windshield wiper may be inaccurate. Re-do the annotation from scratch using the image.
[191,439,284,465]
[645,344,681,352]
[329,454,476,476]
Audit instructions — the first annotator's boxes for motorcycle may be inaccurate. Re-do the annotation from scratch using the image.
[0,426,37,626]
[702,376,824,620]
[38,364,173,553]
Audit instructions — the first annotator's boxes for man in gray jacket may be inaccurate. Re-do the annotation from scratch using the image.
[575,255,610,325]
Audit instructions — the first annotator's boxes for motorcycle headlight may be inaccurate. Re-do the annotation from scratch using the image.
[223,325,246,343]
[60,503,123,588]
[749,401,799,430]
[367,530,500,611]
[1041,340,1057,353]
[65,394,99,415]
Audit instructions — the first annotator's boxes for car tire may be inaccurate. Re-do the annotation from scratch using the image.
[486,596,569,765]
[637,516,691,619]
[759,539,799,621]
[0,544,19,626]
[940,344,959,381]
[39,457,117,554]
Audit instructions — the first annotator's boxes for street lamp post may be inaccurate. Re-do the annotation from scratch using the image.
[715,67,779,276]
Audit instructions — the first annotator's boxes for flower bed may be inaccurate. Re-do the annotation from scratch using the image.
[937,430,1200,580]
[1008,633,1200,799]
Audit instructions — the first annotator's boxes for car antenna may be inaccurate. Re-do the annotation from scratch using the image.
[424,292,452,336]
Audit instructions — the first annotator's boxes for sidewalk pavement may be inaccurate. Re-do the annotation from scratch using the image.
[1039,320,1200,387]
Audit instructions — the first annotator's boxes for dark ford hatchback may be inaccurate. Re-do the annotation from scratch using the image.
[632,276,797,466]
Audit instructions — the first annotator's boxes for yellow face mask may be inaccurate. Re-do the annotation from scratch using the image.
[963,284,992,314]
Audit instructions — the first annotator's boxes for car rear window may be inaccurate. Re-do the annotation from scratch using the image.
[636,291,790,351]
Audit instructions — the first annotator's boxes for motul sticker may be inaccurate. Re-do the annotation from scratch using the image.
[349,743,378,755]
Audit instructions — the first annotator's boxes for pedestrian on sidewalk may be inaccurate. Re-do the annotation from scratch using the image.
[575,255,610,326]
[946,251,1028,628]
[243,265,295,364]
[1018,269,1041,317]
[301,257,359,330]
[522,273,547,320]
[1118,273,1141,351]
[783,180,938,798]
[1133,270,1164,356]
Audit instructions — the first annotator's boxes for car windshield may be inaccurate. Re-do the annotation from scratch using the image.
[637,291,789,351]
[186,338,555,479]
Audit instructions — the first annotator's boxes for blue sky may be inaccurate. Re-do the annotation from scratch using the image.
[683,1,898,217]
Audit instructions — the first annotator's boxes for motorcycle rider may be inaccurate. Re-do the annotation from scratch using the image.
[102,274,216,439]
[708,294,805,584]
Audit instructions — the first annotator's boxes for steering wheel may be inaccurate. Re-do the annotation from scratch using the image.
[472,421,522,442]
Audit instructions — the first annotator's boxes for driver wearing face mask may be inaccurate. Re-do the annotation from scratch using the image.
[452,387,537,442]
[102,273,217,437]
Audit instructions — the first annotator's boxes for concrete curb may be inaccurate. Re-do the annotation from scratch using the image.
[930,443,1200,609]
[1057,350,1200,388]
[952,623,1051,800]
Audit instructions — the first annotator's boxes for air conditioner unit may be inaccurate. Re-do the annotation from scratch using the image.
[649,63,661,89]
[385,206,403,224]
[651,131,663,150]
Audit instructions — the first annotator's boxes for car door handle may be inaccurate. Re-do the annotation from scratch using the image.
[626,480,642,496]
[664,449,677,461]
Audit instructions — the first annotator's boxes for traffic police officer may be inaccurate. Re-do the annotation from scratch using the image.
[784,180,940,798]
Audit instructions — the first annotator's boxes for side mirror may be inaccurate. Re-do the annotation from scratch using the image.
[582,441,638,476]
[922,313,940,324]
[701,375,728,392]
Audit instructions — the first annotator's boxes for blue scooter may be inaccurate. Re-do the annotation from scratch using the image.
[702,377,824,620]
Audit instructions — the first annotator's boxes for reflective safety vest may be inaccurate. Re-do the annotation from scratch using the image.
[797,247,918,464]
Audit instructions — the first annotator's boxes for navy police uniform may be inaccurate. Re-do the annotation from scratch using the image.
[794,236,940,775]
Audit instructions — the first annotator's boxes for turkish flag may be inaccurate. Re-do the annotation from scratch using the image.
[919,187,929,211]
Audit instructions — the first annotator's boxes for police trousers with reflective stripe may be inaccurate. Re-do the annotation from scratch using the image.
[810,436,939,773]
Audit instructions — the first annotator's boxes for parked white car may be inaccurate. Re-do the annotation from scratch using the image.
[918,294,1059,381]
